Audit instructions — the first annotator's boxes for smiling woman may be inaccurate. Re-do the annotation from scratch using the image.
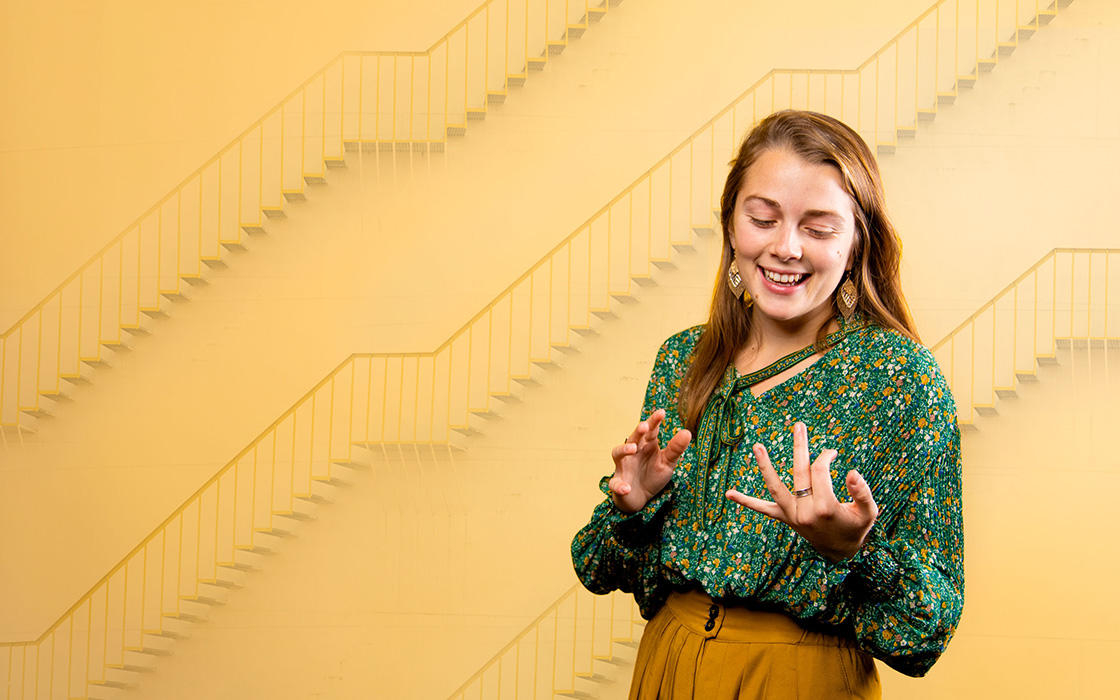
[572,110,964,699]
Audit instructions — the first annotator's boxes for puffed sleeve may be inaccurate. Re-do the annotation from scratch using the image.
[570,329,696,618]
[804,348,965,677]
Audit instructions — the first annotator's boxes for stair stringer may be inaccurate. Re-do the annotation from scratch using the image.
[0,0,624,435]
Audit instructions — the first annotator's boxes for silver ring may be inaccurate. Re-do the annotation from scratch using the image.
[793,487,813,498]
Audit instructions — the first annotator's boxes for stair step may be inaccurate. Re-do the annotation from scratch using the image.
[186,582,230,605]
[180,273,209,287]
[447,124,467,137]
[129,634,175,656]
[1015,371,1039,383]
[282,189,307,202]
[203,566,247,589]
[567,25,587,40]
[917,108,938,122]
[61,367,93,385]
[531,357,562,370]
[552,343,581,355]
[470,407,503,421]
[572,326,599,337]
[451,423,483,437]
[591,308,618,320]
[81,357,113,370]
[1036,10,1058,24]
[324,157,347,170]
[100,338,131,352]
[160,289,189,303]
[487,91,507,104]
[974,404,998,417]
[506,73,527,88]
[220,239,247,253]
[491,391,523,404]
[547,41,567,55]
[241,223,267,235]
[467,108,487,120]
[609,291,638,304]
[200,255,228,269]
[956,74,977,89]
[40,389,73,403]
[996,42,1017,57]
[897,125,917,139]
[527,56,547,71]
[164,599,210,623]
[316,463,358,486]
[936,91,957,106]
[512,375,541,388]
[1017,26,1037,41]
[651,258,676,270]
[957,419,978,433]
[294,480,337,504]
[262,207,286,220]
[107,650,158,673]
[217,548,266,573]
[151,615,195,638]
[19,405,52,419]
[994,387,1018,399]
[978,57,998,73]
[876,143,896,156]
[122,322,152,336]
[304,174,327,186]
[1036,353,1058,365]
[691,224,715,236]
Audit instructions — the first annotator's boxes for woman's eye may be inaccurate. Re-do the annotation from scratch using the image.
[805,228,833,238]
[749,217,776,227]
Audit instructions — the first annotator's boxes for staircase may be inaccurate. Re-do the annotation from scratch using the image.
[0,0,1104,698]
[0,0,622,435]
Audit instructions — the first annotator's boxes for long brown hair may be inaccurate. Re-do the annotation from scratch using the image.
[678,110,919,433]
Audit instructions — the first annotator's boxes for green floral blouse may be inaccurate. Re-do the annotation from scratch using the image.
[571,320,964,678]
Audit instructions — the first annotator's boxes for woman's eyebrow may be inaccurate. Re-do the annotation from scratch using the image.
[742,195,780,209]
[804,209,846,225]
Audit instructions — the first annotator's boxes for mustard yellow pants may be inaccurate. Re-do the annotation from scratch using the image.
[628,591,881,700]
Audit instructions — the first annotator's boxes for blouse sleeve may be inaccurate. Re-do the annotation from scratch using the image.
[570,331,694,618]
[805,352,965,678]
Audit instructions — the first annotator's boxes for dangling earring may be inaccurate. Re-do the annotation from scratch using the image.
[727,259,746,299]
[837,274,858,319]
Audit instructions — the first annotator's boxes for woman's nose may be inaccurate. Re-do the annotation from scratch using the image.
[772,224,801,260]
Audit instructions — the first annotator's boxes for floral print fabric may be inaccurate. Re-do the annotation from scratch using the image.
[571,321,964,677]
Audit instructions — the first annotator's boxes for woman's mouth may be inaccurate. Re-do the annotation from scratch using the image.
[762,268,808,287]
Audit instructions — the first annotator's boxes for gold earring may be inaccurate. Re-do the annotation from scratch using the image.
[837,276,858,318]
[727,260,745,299]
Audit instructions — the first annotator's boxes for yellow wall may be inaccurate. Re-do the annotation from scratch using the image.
[1,0,1118,698]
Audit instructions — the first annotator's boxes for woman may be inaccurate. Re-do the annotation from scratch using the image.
[572,110,963,699]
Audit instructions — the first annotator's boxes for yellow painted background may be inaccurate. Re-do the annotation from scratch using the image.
[1,0,1117,698]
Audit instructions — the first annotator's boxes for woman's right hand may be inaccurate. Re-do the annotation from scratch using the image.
[608,409,692,514]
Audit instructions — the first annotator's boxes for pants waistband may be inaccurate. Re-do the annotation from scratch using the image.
[664,590,858,648]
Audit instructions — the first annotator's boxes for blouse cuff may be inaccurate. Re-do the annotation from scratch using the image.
[843,526,903,601]
[597,476,675,529]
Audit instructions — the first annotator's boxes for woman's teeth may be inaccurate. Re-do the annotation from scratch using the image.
[763,269,806,285]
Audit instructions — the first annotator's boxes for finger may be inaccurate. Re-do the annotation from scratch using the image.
[644,408,666,443]
[845,470,879,522]
[611,440,639,462]
[809,448,840,504]
[725,489,786,522]
[791,422,811,494]
[662,429,693,465]
[607,475,632,496]
[753,443,796,515]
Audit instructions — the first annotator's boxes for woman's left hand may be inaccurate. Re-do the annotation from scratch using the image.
[725,421,878,563]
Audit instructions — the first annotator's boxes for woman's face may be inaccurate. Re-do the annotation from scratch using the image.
[730,147,858,335]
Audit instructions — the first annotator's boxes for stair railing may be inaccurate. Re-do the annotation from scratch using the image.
[443,585,640,700]
[0,0,618,434]
[930,248,1118,427]
[0,0,1086,694]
